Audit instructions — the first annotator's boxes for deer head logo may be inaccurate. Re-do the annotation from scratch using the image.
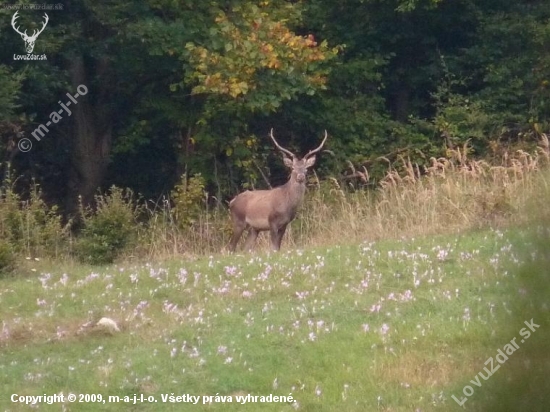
[11,11,49,54]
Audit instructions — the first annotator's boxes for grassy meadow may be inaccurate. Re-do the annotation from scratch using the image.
[1,139,550,411]
[1,227,549,411]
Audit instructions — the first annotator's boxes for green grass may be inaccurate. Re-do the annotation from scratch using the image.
[1,227,549,411]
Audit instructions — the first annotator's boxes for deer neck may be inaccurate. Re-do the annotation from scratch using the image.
[282,175,307,206]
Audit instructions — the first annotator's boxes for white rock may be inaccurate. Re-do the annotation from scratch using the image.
[96,317,120,332]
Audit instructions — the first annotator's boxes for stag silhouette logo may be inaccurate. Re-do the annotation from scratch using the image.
[11,11,49,54]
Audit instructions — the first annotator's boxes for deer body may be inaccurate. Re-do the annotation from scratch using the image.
[228,130,327,252]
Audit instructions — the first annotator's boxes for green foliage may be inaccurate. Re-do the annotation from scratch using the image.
[170,174,206,228]
[0,65,24,122]
[1,0,549,213]
[0,179,68,258]
[395,0,443,13]
[447,3,550,140]
[74,187,140,265]
[431,62,493,152]
[0,239,15,278]
[0,66,25,165]
[184,2,339,114]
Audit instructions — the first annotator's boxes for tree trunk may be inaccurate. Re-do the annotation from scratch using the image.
[393,86,410,123]
[65,56,113,215]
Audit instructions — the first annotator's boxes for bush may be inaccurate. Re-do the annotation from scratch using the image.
[0,178,69,258]
[74,186,140,265]
[0,239,15,277]
[170,173,207,228]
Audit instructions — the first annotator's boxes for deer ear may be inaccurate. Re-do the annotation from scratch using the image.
[305,156,316,168]
[283,157,293,168]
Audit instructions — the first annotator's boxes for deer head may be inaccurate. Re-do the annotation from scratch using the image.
[270,128,327,184]
[228,129,328,252]
[12,11,49,54]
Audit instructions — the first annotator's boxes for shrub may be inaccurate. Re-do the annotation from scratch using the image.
[138,174,229,258]
[170,173,207,228]
[0,178,69,259]
[74,186,140,265]
[0,238,15,277]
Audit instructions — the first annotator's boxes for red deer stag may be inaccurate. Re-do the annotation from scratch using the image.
[228,129,328,252]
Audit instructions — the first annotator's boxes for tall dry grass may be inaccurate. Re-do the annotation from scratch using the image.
[139,197,232,259]
[293,135,550,247]
[136,135,550,258]
[2,136,547,267]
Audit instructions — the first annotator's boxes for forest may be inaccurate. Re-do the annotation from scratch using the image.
[0,0,549,263]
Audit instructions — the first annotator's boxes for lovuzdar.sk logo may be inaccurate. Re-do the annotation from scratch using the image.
[11,11,48,60]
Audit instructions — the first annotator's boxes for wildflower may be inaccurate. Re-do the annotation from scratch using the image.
[462,307,471,326]
[437,249,449,261]
[178,269,188,284]
[224,266,237,276]
[369,304,381,313]
[59,273,69,286]
[315,385,322,397]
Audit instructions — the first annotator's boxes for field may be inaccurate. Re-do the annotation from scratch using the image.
[1,224,549,411]
[2,1,550,409]
[1,140,550,411]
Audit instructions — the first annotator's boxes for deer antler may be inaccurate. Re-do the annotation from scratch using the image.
[270,128,296,159]
[31,13,49,39]
[11,12,49,40]
[11,11,27,37]
[304,130,328,159]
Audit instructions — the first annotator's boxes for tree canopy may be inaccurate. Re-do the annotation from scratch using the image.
[1,0,549,210]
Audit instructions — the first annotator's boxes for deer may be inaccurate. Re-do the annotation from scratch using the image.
[11,11,49,54]
[228,129,328,252]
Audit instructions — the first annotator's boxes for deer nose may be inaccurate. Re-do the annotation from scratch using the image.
[296,173,306,183]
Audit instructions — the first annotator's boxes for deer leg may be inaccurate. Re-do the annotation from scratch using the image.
[270,224,287,251]
[243,228,259,251]
[275,224,288,250]
[228,221,246,252]
[269,228,278,251]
